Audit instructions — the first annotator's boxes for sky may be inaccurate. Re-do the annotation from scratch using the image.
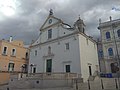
[0,0,120,44]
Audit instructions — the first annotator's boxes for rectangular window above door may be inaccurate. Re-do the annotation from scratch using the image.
[46,59,52,72]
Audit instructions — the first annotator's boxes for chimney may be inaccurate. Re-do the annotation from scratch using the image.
[9,36,13,42]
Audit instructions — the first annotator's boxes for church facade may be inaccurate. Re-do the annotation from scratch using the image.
[29,11,99,81]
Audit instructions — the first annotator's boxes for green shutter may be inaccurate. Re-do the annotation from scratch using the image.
[46,59,52,72]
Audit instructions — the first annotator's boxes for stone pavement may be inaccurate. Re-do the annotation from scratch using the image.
[0,84,120,90]
[0,86,74,90]
[0,77,120,90]
[73,77,120,90]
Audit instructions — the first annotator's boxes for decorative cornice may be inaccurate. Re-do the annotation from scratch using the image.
[31,32,77,48]
[30,31,97,48]
[102,39,120,44]
[98,19,120,30]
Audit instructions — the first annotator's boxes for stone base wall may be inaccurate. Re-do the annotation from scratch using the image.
[0,72,10,85]
[9,73,83,89]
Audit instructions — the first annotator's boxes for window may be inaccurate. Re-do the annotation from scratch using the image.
[65,43,69,50]
[66,65,71,72]
[89,66,92,76]
[98,50,103,58]
[46,59,52,72]
[35,50,37,56]
[48,29,52,39]
[8,63,14,71]
[117,29,120,37]
[3,47,7,55]
[11,49,16,56]
[49,19,52,24]
[108,48,113,56]
[33,67,36,73]
[106,32,111,39]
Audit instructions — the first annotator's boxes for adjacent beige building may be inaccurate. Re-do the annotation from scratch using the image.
[0,37,29,84]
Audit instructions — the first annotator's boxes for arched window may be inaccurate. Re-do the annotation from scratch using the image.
[117,29,120,37]
[108,48,113,56]
[98,50,103,58]
[106,32,111,39]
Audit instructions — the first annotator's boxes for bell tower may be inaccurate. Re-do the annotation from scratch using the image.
[74,15,85,33]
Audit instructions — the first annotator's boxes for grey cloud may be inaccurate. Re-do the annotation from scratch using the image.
[0,0,119,44]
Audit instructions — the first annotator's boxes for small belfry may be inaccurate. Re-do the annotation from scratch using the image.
[74,15,85,33]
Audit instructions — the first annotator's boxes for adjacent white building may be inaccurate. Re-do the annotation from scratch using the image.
[29,10,99,81]
[98,17,120,74]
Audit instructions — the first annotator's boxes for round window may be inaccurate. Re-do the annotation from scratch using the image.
[49,19,52,24]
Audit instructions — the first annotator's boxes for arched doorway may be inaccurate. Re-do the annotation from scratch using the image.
[111,63,119,73]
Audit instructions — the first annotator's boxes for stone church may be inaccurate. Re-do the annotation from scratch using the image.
[29,10,99,81]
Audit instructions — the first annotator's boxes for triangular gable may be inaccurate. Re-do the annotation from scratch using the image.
[40,15,63,31]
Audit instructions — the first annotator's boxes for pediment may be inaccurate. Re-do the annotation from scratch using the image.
[40,15,62,31]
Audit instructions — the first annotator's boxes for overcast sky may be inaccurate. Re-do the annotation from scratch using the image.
[0,0,120,44]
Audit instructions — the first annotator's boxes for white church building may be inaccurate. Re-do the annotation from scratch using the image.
[29,10,99,81]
